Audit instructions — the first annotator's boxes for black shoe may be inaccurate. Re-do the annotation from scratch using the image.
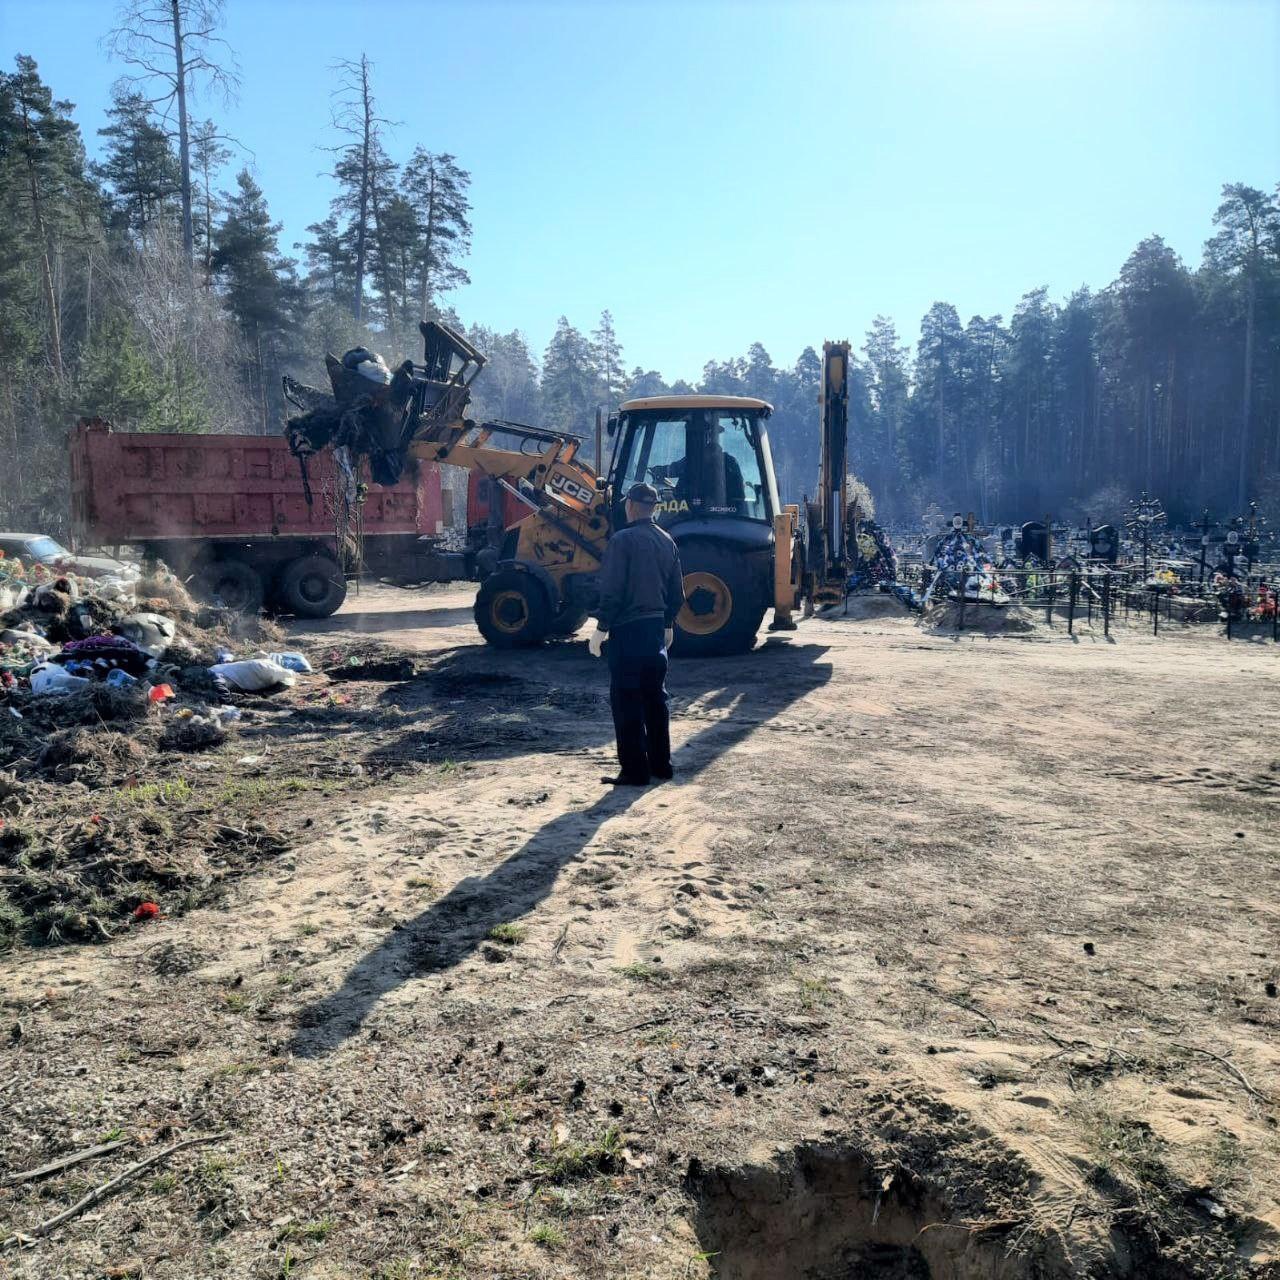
[651,768,674,782]
[601,774,650,787]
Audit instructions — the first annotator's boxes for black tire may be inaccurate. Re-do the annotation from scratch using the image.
[673,540,767,657]
[277,555,347,618]
[547,605,590,637]
[194,557,264,614]
[474,569,552,648]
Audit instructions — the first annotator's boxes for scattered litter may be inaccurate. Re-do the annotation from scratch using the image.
[31,663,91,696]
[262,651,313,674]
[211,659,296,692]
[114,612,177,656]
[161,712,229,753]
[0,554,324,950]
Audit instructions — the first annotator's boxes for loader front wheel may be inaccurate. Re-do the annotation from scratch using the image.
[474,570,552,648]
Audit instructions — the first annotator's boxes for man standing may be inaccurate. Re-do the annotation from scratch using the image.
[589,483,685,787]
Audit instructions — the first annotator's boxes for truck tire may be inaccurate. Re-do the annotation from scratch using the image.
[195,557,264,614]
[277,555,347,618]
[673,541,766,657]
[474,569,552,648]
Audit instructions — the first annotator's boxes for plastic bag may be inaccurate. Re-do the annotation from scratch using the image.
[31,662,91,695]
[260,651,313,674]
[209,658,296,692]
[113,612,177,657]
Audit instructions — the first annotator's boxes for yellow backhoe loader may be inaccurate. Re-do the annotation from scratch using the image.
[288,322,856,656]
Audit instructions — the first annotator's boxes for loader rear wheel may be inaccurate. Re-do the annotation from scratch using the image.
[674,542,766,657]
[475,570,552,648]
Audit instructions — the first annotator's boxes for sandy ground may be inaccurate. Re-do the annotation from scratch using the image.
[2,584,1278,1280]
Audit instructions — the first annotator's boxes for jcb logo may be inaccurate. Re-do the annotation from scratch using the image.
[549,472,593,505]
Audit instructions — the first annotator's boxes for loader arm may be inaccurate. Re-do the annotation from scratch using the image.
[406,421,612,572]
[803,340,852,609]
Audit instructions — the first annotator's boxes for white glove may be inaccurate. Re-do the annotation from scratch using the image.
[588,627,607,658]
[664,627,674,651]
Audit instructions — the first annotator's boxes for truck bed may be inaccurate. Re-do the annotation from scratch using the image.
[70,421,444,545]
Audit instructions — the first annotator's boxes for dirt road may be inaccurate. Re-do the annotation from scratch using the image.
[2,586,1278,1279]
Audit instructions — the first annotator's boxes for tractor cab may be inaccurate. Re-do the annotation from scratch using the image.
[607,396,784,653]
[608,396,779,531]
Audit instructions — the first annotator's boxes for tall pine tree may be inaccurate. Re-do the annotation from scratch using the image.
[212,169,300,431]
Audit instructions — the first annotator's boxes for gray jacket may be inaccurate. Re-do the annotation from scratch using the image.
[595,518,685,631]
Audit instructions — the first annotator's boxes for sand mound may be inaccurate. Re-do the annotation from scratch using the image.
[921,599,1042,634]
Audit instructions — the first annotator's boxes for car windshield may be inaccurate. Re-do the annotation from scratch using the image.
[25,536,67,560]
[619,411,768,522]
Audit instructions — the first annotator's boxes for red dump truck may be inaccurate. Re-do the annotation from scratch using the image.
[69,420,476,617]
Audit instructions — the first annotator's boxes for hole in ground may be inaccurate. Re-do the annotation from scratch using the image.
[690,1143,1035,1280]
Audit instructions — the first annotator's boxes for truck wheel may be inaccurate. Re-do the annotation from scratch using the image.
[278,555,347,618]
[547,605,590,637]
[195,558,264,614]
[674,541,766,657]
[474,569,551,648]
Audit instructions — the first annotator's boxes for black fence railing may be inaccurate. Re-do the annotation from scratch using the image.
[901,562,1280,642]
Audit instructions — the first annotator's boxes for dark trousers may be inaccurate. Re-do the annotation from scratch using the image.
[608,618,671,782]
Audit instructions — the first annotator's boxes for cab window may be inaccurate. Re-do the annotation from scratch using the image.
[707,413,766,519]
[616,410,769,524]
[619,416,689,514]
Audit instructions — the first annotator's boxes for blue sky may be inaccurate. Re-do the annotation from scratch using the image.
[8,0,1279,381]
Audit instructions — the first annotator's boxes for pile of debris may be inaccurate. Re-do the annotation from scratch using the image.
[0,560,308,706]
[0,558,317,952]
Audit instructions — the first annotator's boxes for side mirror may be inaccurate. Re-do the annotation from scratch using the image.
[606,414,619,437]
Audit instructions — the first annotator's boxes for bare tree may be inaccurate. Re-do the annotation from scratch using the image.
[107,0,239,270]
[100,224,245,431]
[328,54,397,325]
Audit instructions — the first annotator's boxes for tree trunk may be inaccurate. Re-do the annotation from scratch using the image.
[85,253,93,343]
[171,0,194,269]
[369,181,396,330]
[202,157,214,286]
[419,170,438,319]
[19,103,63,377]
[1237,273,1255,509]
[256,330,267,434]
[1143,371,1153,490]
[352,56,372,323]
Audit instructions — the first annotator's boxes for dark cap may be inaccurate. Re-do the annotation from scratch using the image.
[627,482,659,506]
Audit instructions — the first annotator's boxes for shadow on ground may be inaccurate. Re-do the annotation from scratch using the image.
[289,640,832,1057]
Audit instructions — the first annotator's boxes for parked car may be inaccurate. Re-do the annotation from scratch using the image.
[0,532,138,579]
